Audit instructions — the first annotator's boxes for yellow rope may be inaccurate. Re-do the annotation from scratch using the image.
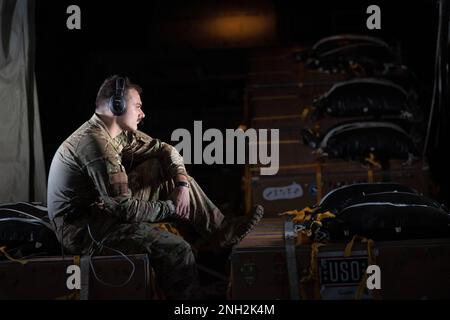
[315,163,323,204]
[343,235,380,300]
[155,223,182,237]
[365,153,382,169]
[280,207,315,223]
[367,169,374,183]
[281,208,335,245]
[0,246,28,265]
[300,242,325,300]
[72,255,81,300]
[300,107,312,120]
[54,292,79,300]
[315,211,336,222]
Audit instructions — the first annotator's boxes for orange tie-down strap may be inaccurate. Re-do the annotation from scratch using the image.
[365,153,381,183]
[54,256,82,300]
[281,208,335,300]
[299,236,378,301]
[155,223,182,237]
[299,242,325,300]
[344,235,381,300]
[0,246,28,265]
[280,207,335,245]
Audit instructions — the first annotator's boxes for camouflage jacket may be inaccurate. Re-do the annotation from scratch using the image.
[47,113,186,223]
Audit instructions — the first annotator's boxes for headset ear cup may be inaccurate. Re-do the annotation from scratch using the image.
[109,95,126,116]
[118,97,126,115]
[109,77,127,116]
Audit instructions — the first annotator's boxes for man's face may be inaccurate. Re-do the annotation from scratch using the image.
[117,88,145,132]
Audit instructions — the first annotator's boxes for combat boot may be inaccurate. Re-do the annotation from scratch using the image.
[196,205,264,251]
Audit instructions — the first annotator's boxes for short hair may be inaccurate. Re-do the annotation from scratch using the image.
[95,75,142,108]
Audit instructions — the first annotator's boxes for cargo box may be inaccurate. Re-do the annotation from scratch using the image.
[0,254,157,300]
[230,218,450,300]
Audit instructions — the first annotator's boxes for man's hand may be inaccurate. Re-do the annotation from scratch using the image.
[170,175,190,219]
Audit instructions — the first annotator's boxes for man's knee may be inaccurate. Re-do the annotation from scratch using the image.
[173,238,193,256]
[129,158,163,180]
[161,236,194,261]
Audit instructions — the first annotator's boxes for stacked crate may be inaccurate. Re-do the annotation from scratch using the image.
[230,218,450,300]
[243,45,429,216]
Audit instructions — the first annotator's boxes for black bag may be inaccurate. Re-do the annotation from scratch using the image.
[317,182,418,213]
[306,35,398,74]
[0,202,60,259]
[312,78,419,119]
[307,34,392,60]
[324,192,450,241]
[316,121,419,161]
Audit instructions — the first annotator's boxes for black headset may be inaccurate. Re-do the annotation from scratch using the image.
[109,76,127,116]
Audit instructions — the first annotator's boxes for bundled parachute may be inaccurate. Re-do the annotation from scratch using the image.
[306,34,399,75]
[0,202,60,260]
[312,78,419,120]
[284,183,450,242]
[303,121,419,162]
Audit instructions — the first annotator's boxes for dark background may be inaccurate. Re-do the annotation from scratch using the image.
[35,0,442,211]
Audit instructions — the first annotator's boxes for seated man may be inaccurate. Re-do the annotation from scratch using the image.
[47,75,263,299]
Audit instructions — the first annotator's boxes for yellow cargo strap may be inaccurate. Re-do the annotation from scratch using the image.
[300,107,312,120]
[54,292,79,300]
[300,242,325,300]
[281,207,316,223]
[281,208,335,245]
[281,208,312,246]
[155,223,182,237]
[315,163,323,204]
[281,207,335,224]
[365,153,382,169]
[313,122,321,135]
[349,62,365,76]
[0,246,28,265]
[54,253,82,301]
[365,153,381,183]
[282,207,336,300]
[344,235,381,300]
[367,169,374,183]
[73,255,81,300]
[316,211,336,222]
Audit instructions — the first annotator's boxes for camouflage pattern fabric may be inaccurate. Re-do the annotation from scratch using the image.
[48,113,225,299]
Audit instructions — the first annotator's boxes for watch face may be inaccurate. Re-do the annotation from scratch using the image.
[177,181,189,188]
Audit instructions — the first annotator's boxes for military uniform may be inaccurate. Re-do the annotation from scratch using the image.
[47,113,225,299]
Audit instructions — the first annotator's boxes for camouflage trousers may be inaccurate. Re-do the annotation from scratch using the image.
[55,158,225,299]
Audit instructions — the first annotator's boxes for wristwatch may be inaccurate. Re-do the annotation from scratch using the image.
[175,181,190,188]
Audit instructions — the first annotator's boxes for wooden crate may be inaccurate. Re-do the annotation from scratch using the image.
[230,218,450,300]
[245,159,430,216]
[0,254,158,300]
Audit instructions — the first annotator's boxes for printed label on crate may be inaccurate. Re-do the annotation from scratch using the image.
[262,182,303,201]
[318,250,373,300]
